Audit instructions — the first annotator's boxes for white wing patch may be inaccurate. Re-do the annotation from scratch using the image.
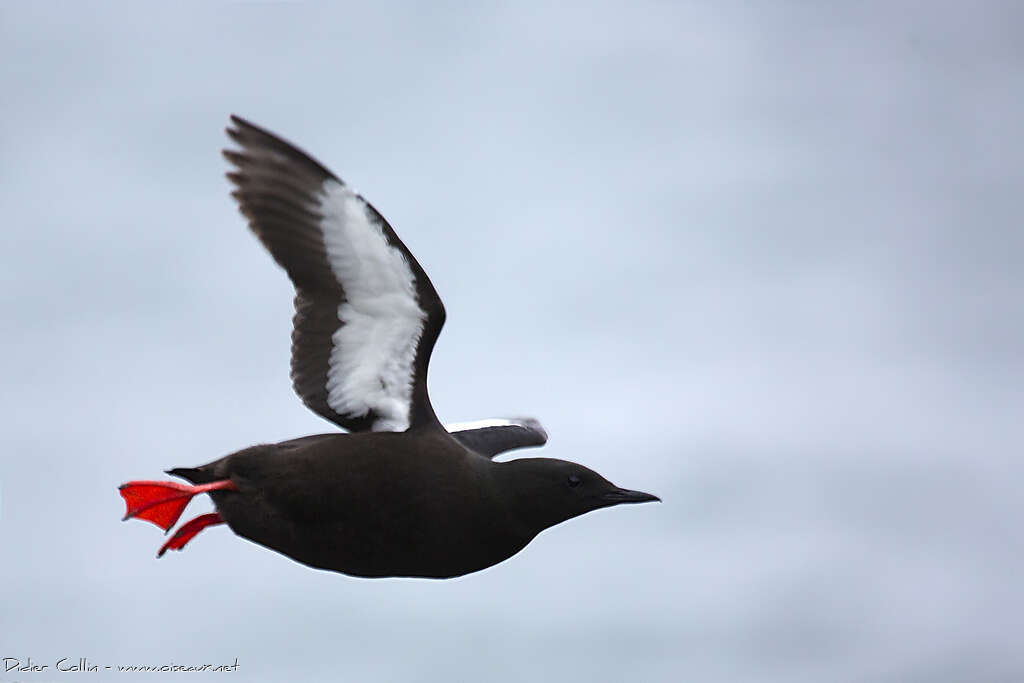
[445,418,522,432]
[318,180,426,432]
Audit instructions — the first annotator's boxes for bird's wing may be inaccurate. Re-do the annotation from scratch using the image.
[224,115,446,432]
[446,418,549,458]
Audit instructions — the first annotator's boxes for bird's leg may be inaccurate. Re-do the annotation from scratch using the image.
[158,513,226,557]
[118,479,237,531]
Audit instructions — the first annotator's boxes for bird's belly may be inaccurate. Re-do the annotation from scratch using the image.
[217,494,529,579]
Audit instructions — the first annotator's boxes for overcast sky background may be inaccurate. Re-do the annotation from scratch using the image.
[1,2,1022,682]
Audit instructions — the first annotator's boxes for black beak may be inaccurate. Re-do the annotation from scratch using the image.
[601,487,661,505]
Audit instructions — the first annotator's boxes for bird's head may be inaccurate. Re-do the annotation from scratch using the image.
[494,457,659,534]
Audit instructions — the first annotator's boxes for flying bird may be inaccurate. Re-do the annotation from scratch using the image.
[118,116,659,578]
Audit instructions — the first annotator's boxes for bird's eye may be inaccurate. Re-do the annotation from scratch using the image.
[567,474,582,488]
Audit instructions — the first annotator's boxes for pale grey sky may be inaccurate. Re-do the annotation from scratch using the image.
[1,2,1022,682]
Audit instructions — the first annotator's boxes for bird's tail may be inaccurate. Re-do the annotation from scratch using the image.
[165,466,219,485]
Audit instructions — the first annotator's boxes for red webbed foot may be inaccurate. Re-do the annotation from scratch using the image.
[119,479,236,531]
[158,513,226,557]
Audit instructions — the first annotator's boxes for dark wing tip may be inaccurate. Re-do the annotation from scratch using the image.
[227,113,262,137]
[229,113,252,128]
[514,416,549,445]
[447,418,550,458]
[223,114,338,182]
[221,148,248,167]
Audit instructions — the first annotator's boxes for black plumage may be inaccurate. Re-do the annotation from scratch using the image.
[118,116,657,578]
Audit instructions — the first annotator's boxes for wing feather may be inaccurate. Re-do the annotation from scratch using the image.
[224,116,445,432]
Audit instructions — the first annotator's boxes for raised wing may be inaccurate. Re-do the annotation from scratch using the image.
[446,418,549,458]
[224,116,445,432]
